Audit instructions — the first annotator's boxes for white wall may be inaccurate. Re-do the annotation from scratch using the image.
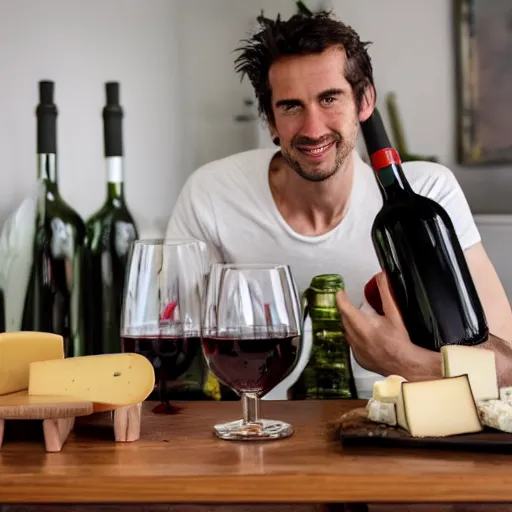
[0,0,184,235]
[173,0,297,174]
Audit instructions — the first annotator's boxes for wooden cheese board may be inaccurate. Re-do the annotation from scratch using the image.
[0,391,142,452]
[334,407,512,452]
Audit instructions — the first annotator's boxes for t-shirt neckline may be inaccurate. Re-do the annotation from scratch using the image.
[260,149,368,244]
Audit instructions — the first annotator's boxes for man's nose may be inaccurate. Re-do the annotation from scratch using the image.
[299,108,326,142]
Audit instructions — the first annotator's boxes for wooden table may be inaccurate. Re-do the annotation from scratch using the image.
[0,399,511,508]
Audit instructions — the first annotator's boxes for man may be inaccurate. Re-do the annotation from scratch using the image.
[166,10,512,396]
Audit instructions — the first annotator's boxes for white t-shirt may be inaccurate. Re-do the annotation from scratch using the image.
[166,148,481,398]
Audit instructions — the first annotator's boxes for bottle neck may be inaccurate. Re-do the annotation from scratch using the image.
[106,156,125,204]
[37,154,58,191]
[370,148,414,202]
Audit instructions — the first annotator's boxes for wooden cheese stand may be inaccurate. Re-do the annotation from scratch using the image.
[0,399,511,511]
[0,392,142,452]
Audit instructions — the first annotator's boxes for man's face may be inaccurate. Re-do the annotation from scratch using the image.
[269,47,361,182]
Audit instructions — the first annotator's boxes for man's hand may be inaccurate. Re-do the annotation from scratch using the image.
[335,271,441,381]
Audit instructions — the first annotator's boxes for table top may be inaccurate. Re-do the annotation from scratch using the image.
[1,399,512,504]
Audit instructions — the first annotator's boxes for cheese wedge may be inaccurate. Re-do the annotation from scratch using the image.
[441,345,498,401]
[28,353,155,406]
[477,399,512,433]
[401,375,483,437]
[0,331,64,395]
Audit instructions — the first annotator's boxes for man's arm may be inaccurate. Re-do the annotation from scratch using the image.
[464,241,512,341]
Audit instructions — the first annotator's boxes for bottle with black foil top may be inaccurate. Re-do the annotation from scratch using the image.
[22,80,87,357]
[360,108,488,351]
[84,82,139,355]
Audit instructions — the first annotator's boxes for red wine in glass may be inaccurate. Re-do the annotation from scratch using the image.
[120,239,215,413]
[122,334,200,412]
[202,335,298,397]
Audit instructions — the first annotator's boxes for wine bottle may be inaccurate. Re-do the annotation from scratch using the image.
[22,81,87,357]
[84,82,139,355]
[360,109,488,351]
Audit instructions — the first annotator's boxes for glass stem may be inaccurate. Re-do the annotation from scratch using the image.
[159,368,167,403]
[242,393,260,424]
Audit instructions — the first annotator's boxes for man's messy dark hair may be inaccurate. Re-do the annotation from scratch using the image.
[234,11,375,126]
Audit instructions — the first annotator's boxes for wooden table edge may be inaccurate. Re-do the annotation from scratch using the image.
[2,473,512,504]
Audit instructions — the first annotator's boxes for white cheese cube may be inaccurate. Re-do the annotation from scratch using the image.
[372,375,406,403]
[366,398,397,426]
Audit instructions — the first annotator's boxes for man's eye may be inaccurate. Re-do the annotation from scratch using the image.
[321,96,336,106]
[282,104,300,113]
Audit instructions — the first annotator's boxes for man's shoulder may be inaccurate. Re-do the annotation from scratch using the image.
[185,148,277,189]
[401,160,460,199]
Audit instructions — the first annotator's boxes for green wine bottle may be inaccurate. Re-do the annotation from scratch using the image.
[84,82,139,355]
[22,81,87,357]
[289,274,357,399]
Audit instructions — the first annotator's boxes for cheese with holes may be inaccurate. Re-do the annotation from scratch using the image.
[0,331,64,395]
[477,399,512,433]
[441,345,498,401]
[366,398,397,426]
[28,353,155,405]
[401,375,483,437]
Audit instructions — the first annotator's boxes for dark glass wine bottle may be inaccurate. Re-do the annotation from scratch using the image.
[22,80,87,357]
[84,82,139,355]
[360,109,488,351]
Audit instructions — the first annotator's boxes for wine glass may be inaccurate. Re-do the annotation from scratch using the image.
[120,238,212,413]
[201,263,302,440]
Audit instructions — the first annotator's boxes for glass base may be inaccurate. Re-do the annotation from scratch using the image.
[213,418,293,441]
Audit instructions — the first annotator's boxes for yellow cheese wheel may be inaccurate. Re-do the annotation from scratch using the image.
[0,331,64,396]
[28,352,155,406]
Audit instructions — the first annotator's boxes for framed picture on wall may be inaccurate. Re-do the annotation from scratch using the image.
[454,0,512,165]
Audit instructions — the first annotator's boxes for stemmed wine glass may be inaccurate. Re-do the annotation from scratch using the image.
[201,263,303,440]
[120,238,212,413]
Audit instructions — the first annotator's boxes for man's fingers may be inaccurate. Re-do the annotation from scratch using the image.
[336,289,374,338]
[376,272,405,328]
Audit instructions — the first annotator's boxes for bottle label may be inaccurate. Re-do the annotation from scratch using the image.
[107,156,123,183]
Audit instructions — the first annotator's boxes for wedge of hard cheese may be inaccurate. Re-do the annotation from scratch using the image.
[28,353,155,408]
[441,345,498,401]
[0,332,64,396]
[401,375,483,437]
